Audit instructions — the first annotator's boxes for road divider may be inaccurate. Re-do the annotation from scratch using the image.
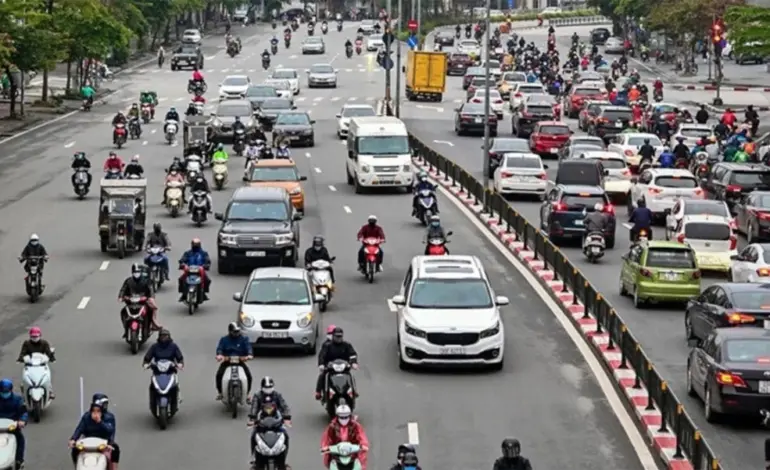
[408,133,721,470]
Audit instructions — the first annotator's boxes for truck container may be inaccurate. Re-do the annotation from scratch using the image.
[405,50,447,102]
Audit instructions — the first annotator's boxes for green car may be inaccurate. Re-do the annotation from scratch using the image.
[619,240,701,308]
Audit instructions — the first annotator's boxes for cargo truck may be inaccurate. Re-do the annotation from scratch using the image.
[405,50,447,102]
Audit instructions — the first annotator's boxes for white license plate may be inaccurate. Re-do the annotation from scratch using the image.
[246,251,266,257]
[439,347,466,355]
[591,247,600,254]
[760,381,770,394]
[615,121,622,127]
[549,147,559,153]
[662,273,679,281]
[375,180,394,185]
[289,136,300,140]
[262,331,289,339]
[475,118,482,123]
[574,220,584,226]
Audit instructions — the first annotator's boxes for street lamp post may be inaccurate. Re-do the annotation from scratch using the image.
[482,0,492,188]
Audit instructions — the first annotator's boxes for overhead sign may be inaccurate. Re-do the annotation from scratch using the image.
[407,35,418,49]
[407,19,417,31]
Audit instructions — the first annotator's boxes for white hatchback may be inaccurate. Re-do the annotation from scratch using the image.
[509,82,546,111]
[366,34,384,51]
[672,123,712,147]
[674,214,736,273]
[579,151,632,201]
[628,168,703,216]
[730,243,770,283]
[493,153,547,199]
[665,199,733,241]
[182,29,202,44]
[607,132,665,168]
[269,69,300,95]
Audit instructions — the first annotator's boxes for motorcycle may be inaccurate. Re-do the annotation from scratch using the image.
[187,81,207,95]
[122,295,150,354]
[691,151,710,178]
[345,45,353,58]
[325,442,363,470]
[140,103,152,123]
[146,246,167,292]
[146,359,180,430]
[128,118,141,139]
[582,231,606,263]
[82,98,92,111]
[465,30,471,39]
[21,352,54,422]
[321,24,328,34]
[291,22,298,32]
[165,180,184,217]
[631,227,652,243]
[309,258,335,312]
[23,256,45,303]
[0,419,19,470]
[251,414,288,470]
[234,128,246,156]
[114,123,127,148]
[455,30,461,39]
[355,41,362,55]
[653,89,663,102]
[73,437,113,470]
[640,50,649,62]
[73,169,90,199]
[425,232,452,256]
[220,356,249,418]
[414,188,438,225]
[360,237,382,283]
[182,264,204,314]
[212,162,228,190]
[337,21,343,32]
[164,120,178,144]
[262,58,270,70]
[620,63,628,75]
[271,43,278,55]
[321,359,356,418]
[190,191,208,227]
[284,35,291,49]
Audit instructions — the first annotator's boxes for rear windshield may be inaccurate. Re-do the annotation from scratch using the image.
[539,125,570,135]
[654,176,698,188]
[472,78,493,86]
[503,73,526,81]
[680,128,711,138]
[730,171,770,187]
[505,157,541,168]
[574,88,602,96]
[628,136,662,146]
[645,248,696,269]
[684,222,731,240]
[731,291,770,310]
[451,53,470,60]
[562,194,605,209]
[725,339,770,363]
[557,164,600,185]
[602,109,633,121]
[683,201,729,217]
[527,105,552,114]
[653,105,676,114]
[519,86,544,94]
[596,158,626,169]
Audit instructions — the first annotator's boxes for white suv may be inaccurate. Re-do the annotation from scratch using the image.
[390,256,508,370]
[628,168,703,218]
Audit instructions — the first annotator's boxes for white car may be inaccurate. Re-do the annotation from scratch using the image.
[665,199,733,241]
[541,6,562,13]
[672,123,712,147]
[182,29,202,44]
[607,132,665,168]
[262,79,293,102]
[233,7,249,22]
[269,69,300,95]
[219,75,251,100]
[508,82,546,111]
[628,168,703,217]
[730,243,770,282]
[457,39,481,58]
[579,151,632,201]
[493,153,548,200]
[674,214,737,273]
[391,255,508,370]
[366,34,384,51]
[336,104,376,139]
[359,20,377,35]
[480,60,501,77]
[469,89,504,117]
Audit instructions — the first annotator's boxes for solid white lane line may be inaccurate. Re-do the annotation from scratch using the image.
[314,167,322,173]
[343,206,352,214]
[407,422,420,445]
[313,97,324,101]
[174,97,184,102]
[329,185,337,192]
[222,68,230,72]
[99,261,110,271]
[64,141,75,148]
[77,297,91,310]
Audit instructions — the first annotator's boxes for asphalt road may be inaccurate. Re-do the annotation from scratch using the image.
[0,19,648,470]
[407,23,765,470]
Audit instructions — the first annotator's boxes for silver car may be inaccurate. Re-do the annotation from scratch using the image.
[234,267,323,354]
[604,37,625,54]
[307,63,338,88]
[301,37,325,54]
[210,99,256,140]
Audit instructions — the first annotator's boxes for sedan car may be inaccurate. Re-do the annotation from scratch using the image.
[587,105,634,142]
[493,152,548,200]
[466,77,495,100]
[619,240,700,308]
[486,137,531,174]
[462,66,486,90]
[366,34,384,51]
[468,89,504,118]
[512,101,554,138]
[307,63,337,88]
[672,123,713,147]
[182,28,201,44]
[358,19,377,35]
[607,132,664,168]
[674,214,737,273]
[735,191,770,242]
[234,267,321,354]
[455,102,497,136]
[730,244,770,283]
[558,135,605,161]
[336,104,376,139]
[590,27,611,45]
[447,53,473,75]
[262,79,293,101]
[604,37,625,54]
[219,75,250,101]
[210,99,256,140]
[433,31,455,47]
[509,82,546,111]
[244,85,279,110]
[687,283,770,342]
[457,39,481,59]
[272,111,315,147]
[269,69,300,95]
[301,36,326,54]
[255,97,295,130]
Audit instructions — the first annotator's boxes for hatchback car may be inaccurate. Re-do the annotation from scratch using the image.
[307,63,337,88]
[529,121,571,156]
[735,191,770,242]
[607,132,665,169]
[509,82,546,111]
[730,244,770,283]
[468,89,504,118]
[590,27,611,45]
[493,153,548,200]
[182,29,202,44]
[539,184,616,246]
[628,168,702,219]
[619,240,701,308]
[272,111,315,147]
[455,102,497,136]
[234,267,322,354]
[674,214,737,273]
[666,199,733,241]
[301,36,326,54]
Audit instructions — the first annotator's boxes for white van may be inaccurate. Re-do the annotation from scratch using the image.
[346,116,413,193]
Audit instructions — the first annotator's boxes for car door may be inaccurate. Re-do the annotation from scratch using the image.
[692,333,718,396]
[621,244,643,288]
[689,286,716,339]
[540,188,559,227]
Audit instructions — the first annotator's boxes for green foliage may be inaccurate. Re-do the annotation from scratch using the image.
[725,5,770,57]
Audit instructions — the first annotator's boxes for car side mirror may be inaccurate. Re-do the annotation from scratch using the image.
[300,175,308,181]
[700,177,708,185]
[310,120,316,124]
[391,295,406,306]
[210,112,217,117]
[495,295,510,306]
[336,113,341,118]
[305,70,310,74]
[214,212,223,220]
[293,212,303,220]
[292,106,297,110]
[630,177,638,183]
[242,176,249,181]
[730,254,741,261]
[232,292,243,302]
[603,169,609,176]
[455,108,461,112]
[334,69,339,73]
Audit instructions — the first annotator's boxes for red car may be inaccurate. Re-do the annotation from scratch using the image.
[447,53,473,76]
[529,121,571,157]
[565,86,606,118]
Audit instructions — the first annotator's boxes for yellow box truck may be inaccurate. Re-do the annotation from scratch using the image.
[405,50,447,102]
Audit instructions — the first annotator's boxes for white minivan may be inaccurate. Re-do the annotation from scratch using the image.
[346,116,413,193]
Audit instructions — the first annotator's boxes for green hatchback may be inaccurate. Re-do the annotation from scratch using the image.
[619,240,701,308]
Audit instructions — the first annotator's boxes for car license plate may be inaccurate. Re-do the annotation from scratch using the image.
[289,136,300,140]
[591,247,600,254]
[246,251,266,257]
[262,331,289,339]
[574,220,584,226]
[764,319,770,330]
[760,381,770,394]
[439,347,466,355]
[475,118,482,123]
[662,272,679,281]
[550,148,559,153]
[615,121,622,127]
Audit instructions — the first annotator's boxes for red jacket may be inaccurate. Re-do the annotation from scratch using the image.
[104,157,124,172]
[320,419,369,470]
[192,95,206,103]
[721,112,737,127]
[357,224,385,241]
[192,70,204,82]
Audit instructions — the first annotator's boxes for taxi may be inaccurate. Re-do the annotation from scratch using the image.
[244,158,307,214]
[674,214,737,274]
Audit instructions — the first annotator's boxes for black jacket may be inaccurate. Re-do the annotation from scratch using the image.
[18,339,56,362]
[72,158,91,170]
[190,178,210,193]
[165,111,180,121]
[318,341,358,367]
[21,243,47,259]
[305,246,332,265]
[185,106,198,116]
[112,114,126,126]
[124,162,144,177]
[146,231,171,249]
[695,109,709,124]
[673,143,689,160]
[584,212,609,233]
[248,391,292,420]
[638,144,655,160]
[232,120,247,133]
[118,277,153,299]
[143,340,184,364]
[493,457,532,470]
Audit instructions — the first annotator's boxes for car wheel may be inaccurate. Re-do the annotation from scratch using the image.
[684,312,695,340]
[632,286,644,308]
[747,222,755,243]
[686,363,697,397]
[704,386,720,423]
[606,236,615,249]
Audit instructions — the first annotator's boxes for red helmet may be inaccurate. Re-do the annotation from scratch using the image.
[29,326,41,340]
[326,324,337,335]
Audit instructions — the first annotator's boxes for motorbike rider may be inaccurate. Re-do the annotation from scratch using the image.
[746,104,760,135]
[111,112,128,143]
[672,136,690,163]
[185,101,199,116]
[345,38,353,52]
[191,68,205,89]
[249,376,292,424]
[123,155,144,179]
[653,77,663,97]
[71,151,93,188]
[143,328,184,368]
[657,146,675,168]
[320,404,369,469]
[629,198,653,242]
[695,104,709,124]
[164,168,186,205]
[232,115,247,137]
[261,49,271,64]
[305,236,335,283]
[20,233,48,279]
[215,322,253,400]
[583,203,609,243]
[390,444,419,470]
[145,223,171,280]
[212,143,229,165]
[637,138,655,165]
[0,379,27,469]
[164,106,180,131]
[356,215,385,272]
[315,326,358,400]
[270,35,279,50]
[69,401,120,470]
[425,215,448,254]
[81,81,95,107]
[275,139,291,158]
[493,438,533,470]
[118,263,160,336]
[721,107,737,127]
[17,326,56,399]
[103,151,124,176]
[188,175,212,215]
[412,171,437,216]
[178,238,211,302]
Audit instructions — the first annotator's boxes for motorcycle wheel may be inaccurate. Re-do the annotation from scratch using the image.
[28,280,39,303]
[320,299,328,312]
[366,262,375,284]
[158,405,169,430]
[129,328,139,355]
[187,291,196,315]
[117,240,126,259]
[170,206,179,218]
[215,179,224,190]
[31,400,41,423]
[116,140,123,149]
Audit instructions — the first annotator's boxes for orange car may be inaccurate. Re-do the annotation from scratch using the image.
[244,159,307,214]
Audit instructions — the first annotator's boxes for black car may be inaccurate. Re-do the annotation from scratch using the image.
[486,137,530,175]
[539,184,616,247]
[512,101,554,138]
[433,31,455,47]
[686,283,770,343]
[272,111,315,147]
[256,98,295,130]
[703,163,770,212]
[587,106,633,141]
[245,85,280,110]
[170,44,203,70]
[735,191,770,242]
[454,102,497,136]
[590,28,611,45]
[686,327,770,422]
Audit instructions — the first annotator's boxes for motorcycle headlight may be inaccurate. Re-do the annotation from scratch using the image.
[360,164,371,173]
[212,118,222,127]
[219,233,238,246]
[239,312,255,327]
[297,312,313,328]
[479,321,501,338]
[275,233,293,245]
[404,321,427,338]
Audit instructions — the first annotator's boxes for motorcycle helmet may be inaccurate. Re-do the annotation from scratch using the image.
[367,215,377,226]
[190,238,202,251]
[313,236,324,250]
[260,376,275,395]
[92,393,109,412]
[153,223,162,235]
[131,155,139,163]
[29,326,41,342]
[157,329,171,344]
[0,379,13,399]
[335,403,352,425]
[131,262,143,279]
[325,324,337,338]
[331,326,344,343]
[29,233,39,246]
[501,438,521,458]
[228,322,241,337]
[397,444,416,460]
[594,203,604,213]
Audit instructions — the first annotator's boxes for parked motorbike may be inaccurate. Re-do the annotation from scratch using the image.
[220,356,250,418]
[73,437,113,470]
[360,237,382,283]
[146,246,168,292]
[251,414,288,470]
[425,231,452,256]
[140,103,152,124]
[212,162,228,190]
[414,189,437,225]
[309,257,335,312]
[582,231,606,263]
[114,123,127,149]
[321,359,356,418]
[324,442,363,470]
[73,169,90,199]
[146,359,180,430]
[122,295,150,354]
[164,120,178,144]
[165,181,184,217]
[190,191,208,227]
[22,256,45,303]
[21,352,54,422]
[182,265,204,314]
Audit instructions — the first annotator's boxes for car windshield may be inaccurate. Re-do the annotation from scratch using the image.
[451,53,470,61]
[226,201,288,222]
[493,139,529,152]
[518,85,544,94]
[409,279,493,309]
[539,125,570,135]
[502,72,526,81]
[683,201,729,217]
[571,145,602,156]
[341,107,375,117]
[471,78,492,86]
[754,195,770,208]
[558,165,600,185]
[217,104,251,117]
[724,339,770,363]
[179,46,197,54]
[595,158,626,169]
[223,77,248,86]
[528,94,555,104]
[276,113,310,125]
[731,290,770,310]
[627,135,662,146]
[505,156,541,168]
[680,127,710,138]
[579,74,602,82]
[462,104,485,114]
[653,105,677,114]
[731,171,770,187]
[247,87,277,97]
[574,88,602,96]
[562,194,605,209]
[684,222,731,240]
[244,278,310,305]
[645,248,696,269]
[527,105,553,114]
[261,99,291,110]
[311,65,334,73]
[272,70,297,79]
[573,138,603,147]
[249,166,298,181]
[305,37,323,43]
[602,109,633,121]
[357,136,409,155]
[460,41,478,48]
[654,176,698,188]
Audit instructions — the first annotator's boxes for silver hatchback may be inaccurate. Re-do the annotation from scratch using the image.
[234,267,323,354]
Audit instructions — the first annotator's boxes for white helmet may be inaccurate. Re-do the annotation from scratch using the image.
[594,203,604,212]
[29,234,39,242]
[336,403,352,423]
[367,215,377,222]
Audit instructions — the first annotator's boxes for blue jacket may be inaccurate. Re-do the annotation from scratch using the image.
[630,207,653,229]
[179,249,210,268]
[216,335,252,356]
[0,394,27,422]
[70,412,115,442]
[143,341,184,364]
[658,151,675,168]
[414,181,435,193]
[526,73,537,83]
[727,133,748,149]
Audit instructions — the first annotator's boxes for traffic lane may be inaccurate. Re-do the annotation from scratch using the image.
[314,121,646,470]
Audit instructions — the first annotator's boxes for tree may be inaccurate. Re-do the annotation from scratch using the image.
[725,5,770,58]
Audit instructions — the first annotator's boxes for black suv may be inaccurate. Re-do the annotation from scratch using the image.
[590,28,611,45]
[587,105,633,142]
[215,186,302,273]
[512,101,554,138]
[703,162,770,212]
[434,31,455,47]
[171,44,203,70]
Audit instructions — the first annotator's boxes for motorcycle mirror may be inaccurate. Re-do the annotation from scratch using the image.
[630,176,638,183]
[330,256,336,261]
[300,176,307,181]
[335,114,341,118]
[232,292,243,302]
[209,112,217,116]
[293,212,303,220]
[305,70,310,74]
[243,176,249,181]
[214,212,224,220]
[310,120,316,124]
[446,231,453,236]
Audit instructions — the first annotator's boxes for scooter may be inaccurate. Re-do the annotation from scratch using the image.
[146,359,180,430]
[271,43,278,55]
[234,129,246,156]
[345,46,353,58]
[164,120,178,144]
[324,442,363,470]
[337,22,343,32]
[140,103,152,124]
[582,231,606,263]
[414,189,437,225]
[220,356,249,418]
[251,414,289,470]
[74,437,112,470]
[284,35,291,49]
[165,180,184,217]
[73,169,90,199]
[145,246,167,292]
[128,118,141,139]
[190,191,208,227]
[212,162,228,190]
[22,256,45,303]
[185,154,202,179]
[122,295,149,354]
[0,419,19,470]
[113,123,127,149]
[262,58,271,70]
[21,352,54,422]
[182,265,205,314]
[321,23,328,34]
[321,359,356,418]
[360,238,382,284]
[309,257,335,312]
[425,231,453,256]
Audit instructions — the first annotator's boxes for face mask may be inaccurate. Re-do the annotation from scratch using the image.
[0,392,10,399]
[333,336,342,343]
[132,273,141,279]
[262,387,274,395]
[30,241,38,246]
[368,221,376,226]
[30,336,40,343]
[154,229,161,235]
[431,222,439,227]
[192,246,201,252]
[337,417,350,425]
[314,245,321,250]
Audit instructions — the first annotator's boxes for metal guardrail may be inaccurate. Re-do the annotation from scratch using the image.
[548,15,611,26]
[408,132,724,470]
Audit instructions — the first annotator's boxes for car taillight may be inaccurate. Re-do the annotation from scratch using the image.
[537,173,547,180]
[715,371,748,388]
[603,204,615,215]
[648,187,663,195]
[494,99,503,104]
[472,98,481,103]
[692,188,704,198]
[501,171,513,178]
[639,268,652,277]
[514,93,522,97]
[753,210,770,221]
[624,150,634,157]
[729,234,737,250]
[727,185,742,193]
[597,118,608,123]
[677,233,685,243]
[621,169,631,176]
[553,202,567,211]
[461,114,472,121]
[727,311,756,324]
[758,268,770,277]
[692,270,702,279]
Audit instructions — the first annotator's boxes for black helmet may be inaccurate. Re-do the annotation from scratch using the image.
[332,326,344,342]
[228,322,241,335]
[153,222,162,233]
[92,393,109,412]
[637,198,646,208]
[397,444,416,460]
[260,376,275,393]
[157,329,171,342]
[313,235,324,249]
[501,438,521,458]
[644,138,650,144]
[131,262,143,276]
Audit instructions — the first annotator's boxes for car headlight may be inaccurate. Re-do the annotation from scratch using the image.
[275,233,293,245]
[404,321,427,338]
[219,233,237,245]
[479,321,500,339]
[297,312,313,328]
[302,129,312,135]
[290,187,301,195]
[360,164,371,173]
[239,312,256,328]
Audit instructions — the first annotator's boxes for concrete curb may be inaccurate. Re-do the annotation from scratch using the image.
[411,155,696,470]
[683,100,770,114]
[671,84,770,93]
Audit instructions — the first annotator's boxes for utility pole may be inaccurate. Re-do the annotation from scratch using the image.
[482,0,491,187]
[385,0,392,102]
[395,0,403,117]
[416,0,421,49]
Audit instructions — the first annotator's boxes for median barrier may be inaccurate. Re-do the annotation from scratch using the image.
[407,133,723,470]
[548,15,612,27]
